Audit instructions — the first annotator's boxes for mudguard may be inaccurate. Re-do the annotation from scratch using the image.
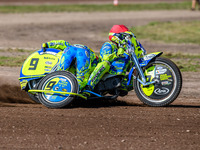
[127,52,163,85]
[19,48,63,90]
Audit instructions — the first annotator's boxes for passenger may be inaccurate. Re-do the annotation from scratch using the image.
[41,40,98,90]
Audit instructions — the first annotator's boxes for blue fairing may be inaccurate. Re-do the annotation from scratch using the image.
[38,48,61,54]
[127,52,163,85]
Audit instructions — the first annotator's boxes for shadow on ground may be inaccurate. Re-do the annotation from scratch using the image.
[0,84,143,108]
[0,84,199,108]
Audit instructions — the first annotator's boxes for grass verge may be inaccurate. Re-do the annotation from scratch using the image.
[0,2,191,13]
[132,21,200,45]
[0,55,27,67]
[163,53,200,72]
[0,48,33,67]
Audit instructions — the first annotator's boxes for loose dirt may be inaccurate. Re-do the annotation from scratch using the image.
[0,1,200,149]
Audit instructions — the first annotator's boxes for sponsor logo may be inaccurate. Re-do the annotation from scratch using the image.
[85,50,89,58]
[45,69,50,71]
[60,78,67,82]
[161,81,171,86]
[143,54,155,61]
[50,42,63,46]
[21,80,27,84]
[157,66,163,70]
[59,81,68,86]
[20,81,28,89]
[45,61,52,65]
[73,44,86,49]
[44,57,55,60]
[154,87,169,95]
[20,80,28,89]
[91,66,105,83]
[160,74,172,81]
[46,52,57,55]
[156,69,167,74]
[103,46,111,51]
[40,52,57,55]
[45,66,52,69]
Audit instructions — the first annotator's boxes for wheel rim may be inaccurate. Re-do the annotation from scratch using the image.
[137,61,177,103]
[41,75,73,103]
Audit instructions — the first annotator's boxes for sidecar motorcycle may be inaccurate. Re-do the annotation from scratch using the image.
[19,39,182,108]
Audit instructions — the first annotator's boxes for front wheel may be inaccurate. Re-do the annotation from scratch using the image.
[134,57,182,107]
[38,71,78,108]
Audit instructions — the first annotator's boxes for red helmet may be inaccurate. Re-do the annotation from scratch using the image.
[109,25,129,41]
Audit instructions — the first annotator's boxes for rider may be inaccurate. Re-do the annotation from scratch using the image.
[42,40,99,90]
[86,25,145,95]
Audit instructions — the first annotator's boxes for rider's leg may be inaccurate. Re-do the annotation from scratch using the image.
[87,61,110,90]
[76,48,91,90]
[57,47,75,71]
[119,76,129,96]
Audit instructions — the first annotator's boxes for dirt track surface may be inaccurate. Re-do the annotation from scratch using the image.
[0,2,200,150]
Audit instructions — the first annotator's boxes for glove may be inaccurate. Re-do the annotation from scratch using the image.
[117,47,124,56]
[119,39,127,48]
[103,53,117,61]
[120,39,126,45]
[111,36,120,44]
[41,43,47,52]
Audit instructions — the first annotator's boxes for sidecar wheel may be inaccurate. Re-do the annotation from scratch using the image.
[38,71,78,108]
[134,57,182,107]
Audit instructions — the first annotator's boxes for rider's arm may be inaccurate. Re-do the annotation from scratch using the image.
[42,40,71,51]
[131,37,146,58]
[100,42,119,62]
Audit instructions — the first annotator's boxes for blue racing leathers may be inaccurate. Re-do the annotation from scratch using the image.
[58,44,98,90]
[42,40,98,90]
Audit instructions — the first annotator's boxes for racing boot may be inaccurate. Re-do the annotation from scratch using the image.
[82,85,91,98]
[119,76,128,96]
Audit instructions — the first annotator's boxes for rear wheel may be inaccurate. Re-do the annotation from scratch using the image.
[134,57,182,106]
[38,71,78,108]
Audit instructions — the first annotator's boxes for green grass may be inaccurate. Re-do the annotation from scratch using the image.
[0,48,32,53]
[0,2,191,13]
[0,48,33,67]
[132,21,200,45]
[163,53,200,72]
[0,55,27,67]
[163,53,200,59]
[176,60,200,72]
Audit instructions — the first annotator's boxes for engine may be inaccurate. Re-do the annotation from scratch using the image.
[94,75,121,95]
